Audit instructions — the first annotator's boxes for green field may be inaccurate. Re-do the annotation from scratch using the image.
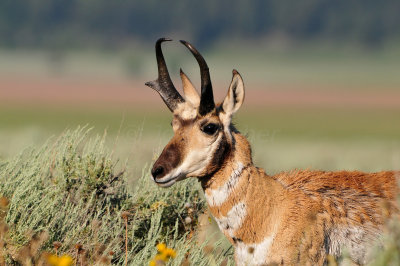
[1,106,399,174]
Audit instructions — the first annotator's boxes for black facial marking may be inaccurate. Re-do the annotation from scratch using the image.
[211,134,230,170]
[200,134,232,187]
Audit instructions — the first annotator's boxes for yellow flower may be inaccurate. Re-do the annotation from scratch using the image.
[150,243,176,265]
[165,248,176,258]
[156,243,167,253]
[47,254,73,266]
[156,253,168,262]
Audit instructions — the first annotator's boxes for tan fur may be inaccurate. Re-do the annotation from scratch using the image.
[201,132,398,264]
[151,68,399,265]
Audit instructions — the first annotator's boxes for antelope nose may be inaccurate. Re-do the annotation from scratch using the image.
[151,166,164,180]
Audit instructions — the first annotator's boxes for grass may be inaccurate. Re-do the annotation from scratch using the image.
[0,121,399,264]
[0,126,399,265]
[0,127,233,265]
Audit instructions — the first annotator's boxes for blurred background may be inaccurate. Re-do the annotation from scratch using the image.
[1,0,399,176]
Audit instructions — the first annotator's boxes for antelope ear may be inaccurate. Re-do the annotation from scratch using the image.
[180,69,200,106]
[222,69,245,116]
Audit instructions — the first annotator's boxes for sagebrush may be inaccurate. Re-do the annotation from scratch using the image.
[0,127,233,265]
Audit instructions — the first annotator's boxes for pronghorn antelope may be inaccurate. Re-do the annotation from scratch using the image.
[146,38,399,265]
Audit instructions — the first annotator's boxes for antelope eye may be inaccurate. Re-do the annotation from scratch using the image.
[202,123,219,135]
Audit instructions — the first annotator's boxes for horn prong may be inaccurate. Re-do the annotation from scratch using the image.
[145,38,184,112]
[180,68,200,106]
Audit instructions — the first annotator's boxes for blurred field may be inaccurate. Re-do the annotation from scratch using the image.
[1,44,400,89]
[1,106,399,176]
[1,45,399,176]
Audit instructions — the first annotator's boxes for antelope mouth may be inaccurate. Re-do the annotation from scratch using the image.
[154,172,187,188]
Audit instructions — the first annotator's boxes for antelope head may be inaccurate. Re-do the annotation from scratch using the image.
[146,38,245,187]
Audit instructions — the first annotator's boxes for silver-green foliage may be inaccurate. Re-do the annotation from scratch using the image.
[0,127,233,265]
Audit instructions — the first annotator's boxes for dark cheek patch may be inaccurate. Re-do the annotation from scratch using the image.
[164,143,182,169]
[209,134,231,173]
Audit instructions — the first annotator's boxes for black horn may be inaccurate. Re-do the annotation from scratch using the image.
[145,38,184,112]
[180,40,215,115]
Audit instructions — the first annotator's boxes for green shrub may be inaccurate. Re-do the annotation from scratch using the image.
[0,127,233,265]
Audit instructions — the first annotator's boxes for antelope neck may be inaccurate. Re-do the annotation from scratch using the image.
[199,132,287,245]
[201,132,255,214]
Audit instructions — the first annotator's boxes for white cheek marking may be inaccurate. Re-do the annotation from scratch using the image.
[180,133,222,176]
[235,236,274,266]
[205,162,244,207]
[215,202,247,237]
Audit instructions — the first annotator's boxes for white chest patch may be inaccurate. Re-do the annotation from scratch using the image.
[205,162,244,206]
[214,202,247,237]
[235,236,274,266]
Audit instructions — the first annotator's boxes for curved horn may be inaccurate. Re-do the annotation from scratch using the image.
[180,40,215,115]
[145,38,184,112]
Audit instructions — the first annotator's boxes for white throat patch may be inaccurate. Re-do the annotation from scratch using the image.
[205,162,244,206]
